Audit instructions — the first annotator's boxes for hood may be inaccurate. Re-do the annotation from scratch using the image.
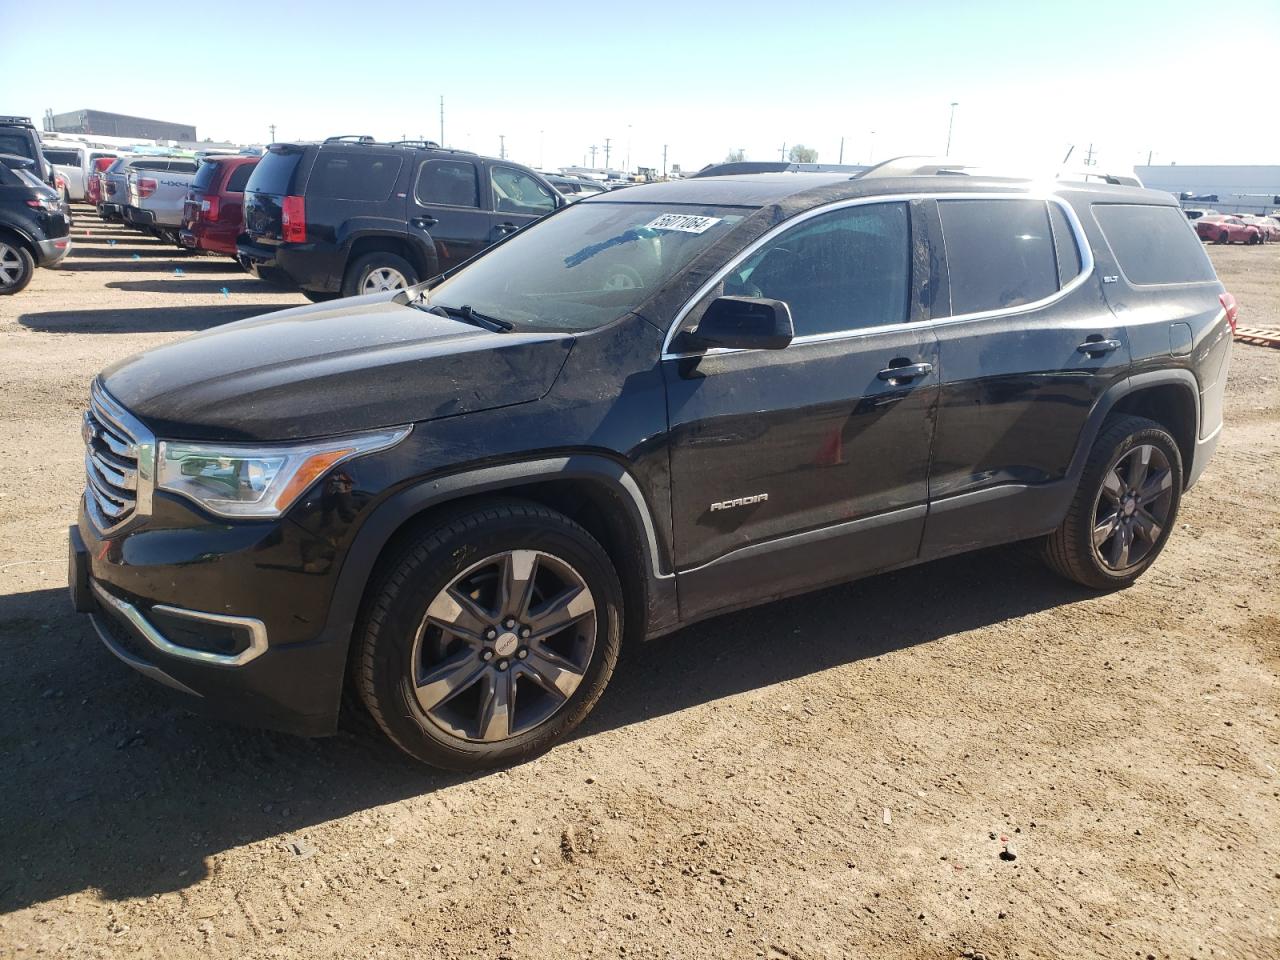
[100,293,575,441]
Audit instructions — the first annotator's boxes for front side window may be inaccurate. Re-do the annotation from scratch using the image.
[307,152,402,201]
[939,199,1059,315]
[491,166,557,215]
[426,201,748,332]
[416,160,479,208]
[720,202,911,336]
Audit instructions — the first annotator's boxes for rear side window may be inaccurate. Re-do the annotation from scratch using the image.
[727,201,911,336]
[1093,204,1216,285]
[307,152,402,201]
[191,163,220,191]
[415,159,479,207]
[1048,202,1082,286]
[939,199,1059,315]
[225,162,255,193]
[247,149,303,196]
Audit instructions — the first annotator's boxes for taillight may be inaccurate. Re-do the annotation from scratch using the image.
[1219,292,1238,333]
[281,195,306,242]
[138,178,157,199]
[201,196,221,221]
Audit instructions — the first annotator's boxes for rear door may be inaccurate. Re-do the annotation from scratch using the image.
[664,200,940,621]
[242,145,307,243]
[406,157,491,277]
[920,195,1130,558]
[487,163,560,241]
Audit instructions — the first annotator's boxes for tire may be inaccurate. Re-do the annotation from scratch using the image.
[301,289,341,303]
[1041,415,1183,590]
[0,237,35,295]
[340,251,418,298]
[353,500,623,770]
[1217,231,1229,245]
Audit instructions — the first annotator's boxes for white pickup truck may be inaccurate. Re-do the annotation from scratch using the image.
[123,157,202,242]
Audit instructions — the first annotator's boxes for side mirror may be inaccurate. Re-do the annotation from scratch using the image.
[681,296,794,352]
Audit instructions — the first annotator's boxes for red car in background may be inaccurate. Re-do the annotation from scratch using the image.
[1195,214,1262,244]
[1238,215,1280,243]
[180,155,259,257]
[84,156,117,206]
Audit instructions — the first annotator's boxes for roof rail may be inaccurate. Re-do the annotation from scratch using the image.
[1055,168,1144,188]
[388,139,441,149]
[855,156,992,180]
[323,135,378,144]
[0,116,35,126]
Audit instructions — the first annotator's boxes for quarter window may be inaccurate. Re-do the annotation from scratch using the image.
[722,202,911,336]
[416,159,479,208]
[1092,204,1216,285]
[225,163,255,193]
[491,166,557,215]
[938,199,1059,315]
[307,152,403,201]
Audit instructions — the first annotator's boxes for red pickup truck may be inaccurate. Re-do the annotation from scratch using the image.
[179,155,258,256]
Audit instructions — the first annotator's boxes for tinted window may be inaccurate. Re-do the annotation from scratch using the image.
[246,149,303,196]
[44,149,82,166]
[415,159,479,207]
[166,159,198,173]
[308,152,402,201]
[132,159,171,171]
[725,202,911,336]
[225,162,255,193]
[491,166,557,215]
[939,199,1058,314]
[191,163,220,191]
[0,131,35,159]
[1048,202,1081,286]
[1092,204,1216,285]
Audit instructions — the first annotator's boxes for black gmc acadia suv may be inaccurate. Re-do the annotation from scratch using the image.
[70,160,1235,769]
[237,137,563,301]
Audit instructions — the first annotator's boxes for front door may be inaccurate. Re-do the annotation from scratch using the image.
[487,163,560,243]
[407,158,493,278]
[663,200,940,621]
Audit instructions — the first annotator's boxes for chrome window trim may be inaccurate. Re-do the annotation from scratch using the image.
[660,191,1096,360]
[91,580,269,668]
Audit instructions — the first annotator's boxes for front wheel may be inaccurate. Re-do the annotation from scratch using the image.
[1041,415,1183,590]
[353,501,623,770]
[341,251,418,298]
[1217,231,1229,244]
[0,239,35,295]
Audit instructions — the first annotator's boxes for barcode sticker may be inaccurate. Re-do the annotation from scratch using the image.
[644,213,722,234]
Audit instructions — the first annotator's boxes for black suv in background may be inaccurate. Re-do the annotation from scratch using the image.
[0,116,52,186]
[237,137,563,300]
[0,154,71,294]
[71,160,1234,770]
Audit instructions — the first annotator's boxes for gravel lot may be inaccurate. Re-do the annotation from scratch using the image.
[1,211,1277,960]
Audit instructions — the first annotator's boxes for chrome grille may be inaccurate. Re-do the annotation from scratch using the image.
[83,381,154,532]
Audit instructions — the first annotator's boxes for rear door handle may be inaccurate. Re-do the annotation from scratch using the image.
[411,215,438,228]
[1077,338,1122,355]
[877,361,934,382]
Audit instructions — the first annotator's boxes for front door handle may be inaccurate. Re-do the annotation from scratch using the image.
[1077,338,1122,356]
[495,222,519,235]
[411,215,438,228]
[877,361,934,382]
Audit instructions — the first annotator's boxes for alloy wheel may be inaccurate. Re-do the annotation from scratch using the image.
[0,243,21,288]
[362,266,408,293]
[1091,443,1174,571]
[411,550,597,743]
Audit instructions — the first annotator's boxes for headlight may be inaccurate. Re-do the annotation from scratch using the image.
[156,427,410,518]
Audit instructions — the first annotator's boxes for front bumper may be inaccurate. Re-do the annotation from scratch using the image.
[69,495,354,737]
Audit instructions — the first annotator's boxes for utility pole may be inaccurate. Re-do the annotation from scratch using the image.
[838,136,844,164]
[268,123,276,143]
[603,138,612,169]
[589,144,598,167]
[945,101,958,157]
[439,96,445,146]
[779,142,787,161]
[498,134,506,160]
[1084,143,1096,167]
[1146,149,1153,166]
[662,144,668,178]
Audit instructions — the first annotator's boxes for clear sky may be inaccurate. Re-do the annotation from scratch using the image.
[3,0,1274,174]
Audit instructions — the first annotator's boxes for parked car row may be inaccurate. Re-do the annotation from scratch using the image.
[1193,213,1276,244]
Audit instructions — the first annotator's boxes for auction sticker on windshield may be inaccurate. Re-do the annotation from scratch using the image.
[644,213,723,234]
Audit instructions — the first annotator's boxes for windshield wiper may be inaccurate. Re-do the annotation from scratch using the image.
[412,299,513,332]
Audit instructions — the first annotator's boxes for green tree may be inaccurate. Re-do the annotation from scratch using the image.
[789,144,818,163]
[725,148,746,162]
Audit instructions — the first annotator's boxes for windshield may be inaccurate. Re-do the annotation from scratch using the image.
[426,201,749,331]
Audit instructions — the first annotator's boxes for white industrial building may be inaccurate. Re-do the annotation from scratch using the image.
[1136,165,1280,216]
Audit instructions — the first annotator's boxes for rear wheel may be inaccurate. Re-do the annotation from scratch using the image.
[353,501,623,770]
[1217,230,1229,244]
[0,239,35,295]
[1041,415,1182,590]
[341,251,418,298]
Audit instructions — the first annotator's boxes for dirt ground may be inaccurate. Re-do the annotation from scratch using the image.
[0,213,1277,960]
